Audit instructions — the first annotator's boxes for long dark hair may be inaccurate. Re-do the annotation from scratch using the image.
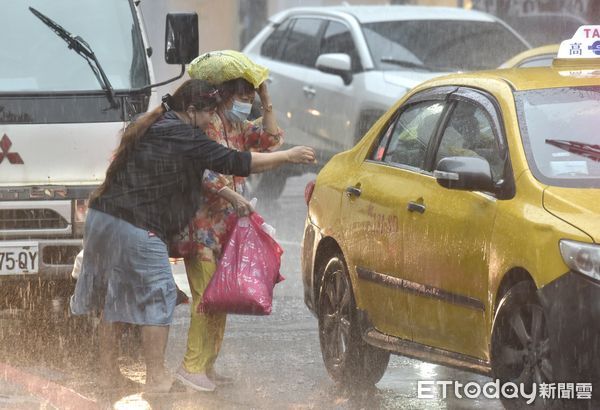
[91,79,219,200]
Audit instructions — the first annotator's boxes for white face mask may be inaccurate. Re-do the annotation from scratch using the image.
[226,99,253,123]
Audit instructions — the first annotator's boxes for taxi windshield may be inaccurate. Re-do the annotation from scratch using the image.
[515,86,600,188]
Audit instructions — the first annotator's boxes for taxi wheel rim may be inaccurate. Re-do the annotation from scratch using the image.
[499,302,553,406]
[508,305,552,382]
[321,261,352,370]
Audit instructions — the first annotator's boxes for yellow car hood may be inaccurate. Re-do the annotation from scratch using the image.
[543,187,600,242]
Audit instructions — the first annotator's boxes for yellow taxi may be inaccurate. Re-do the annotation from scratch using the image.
[301,26,600,406]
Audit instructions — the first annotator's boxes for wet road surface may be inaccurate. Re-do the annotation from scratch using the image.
[0,174,504,409]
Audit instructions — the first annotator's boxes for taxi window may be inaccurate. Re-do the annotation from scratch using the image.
[435,101,505,182]
[372,101,444,169]
[516,86,600,188]
[371,116,396,162]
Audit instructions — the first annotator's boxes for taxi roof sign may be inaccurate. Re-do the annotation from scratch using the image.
[557,25,600,59]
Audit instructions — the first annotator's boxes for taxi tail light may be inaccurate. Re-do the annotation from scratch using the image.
[73,199,89,237]
[304,180,316,206]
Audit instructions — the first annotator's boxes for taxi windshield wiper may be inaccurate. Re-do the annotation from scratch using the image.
[380,57,432,71]
[29,7,119,109]
[545,139,600,162]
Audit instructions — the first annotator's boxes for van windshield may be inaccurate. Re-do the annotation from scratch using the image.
[516,86,600,188]
[0,0,149,92]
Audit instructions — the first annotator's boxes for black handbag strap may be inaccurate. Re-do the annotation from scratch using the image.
[217,112,238,194]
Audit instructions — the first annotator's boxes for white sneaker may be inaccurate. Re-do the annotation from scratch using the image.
[207,368,234,386]
[175,367,216,392]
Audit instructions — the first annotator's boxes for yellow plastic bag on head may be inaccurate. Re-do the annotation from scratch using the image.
[187,50,269,88]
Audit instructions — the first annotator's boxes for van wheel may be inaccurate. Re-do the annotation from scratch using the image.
[318,254,389,387]
[491,281,553,410]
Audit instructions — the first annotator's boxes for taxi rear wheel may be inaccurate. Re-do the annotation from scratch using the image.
[491,281,553,410]
[318,254,390,387]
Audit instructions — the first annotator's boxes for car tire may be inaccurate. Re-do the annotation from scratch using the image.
[491,281,554,410]
[318,254,390,387]
[247,171,287,201]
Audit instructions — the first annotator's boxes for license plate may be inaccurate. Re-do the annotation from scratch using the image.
[0,242,38,275]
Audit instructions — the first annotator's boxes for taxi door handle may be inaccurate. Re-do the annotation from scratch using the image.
[407,201,426,213]
[345,186,361,197]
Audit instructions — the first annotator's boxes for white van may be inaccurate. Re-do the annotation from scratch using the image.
[0,0,198,307]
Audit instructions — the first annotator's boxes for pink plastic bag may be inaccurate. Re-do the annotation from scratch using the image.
[200,212,284,315]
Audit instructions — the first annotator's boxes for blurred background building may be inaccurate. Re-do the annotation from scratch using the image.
[141,0,597,95]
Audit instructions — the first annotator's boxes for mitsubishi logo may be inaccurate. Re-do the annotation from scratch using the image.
[0,134,24,164]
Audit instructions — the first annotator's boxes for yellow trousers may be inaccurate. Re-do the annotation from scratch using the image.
[182,254,226,373]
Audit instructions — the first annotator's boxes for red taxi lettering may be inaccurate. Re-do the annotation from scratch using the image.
[370,212,399,235]
[583,28,600,39]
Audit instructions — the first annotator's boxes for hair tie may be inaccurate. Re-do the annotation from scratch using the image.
[161,93,173,111]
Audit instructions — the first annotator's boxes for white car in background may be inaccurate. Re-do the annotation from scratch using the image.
[243,5,529,198]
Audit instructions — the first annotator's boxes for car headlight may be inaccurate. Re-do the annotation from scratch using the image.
[559,239,600,281]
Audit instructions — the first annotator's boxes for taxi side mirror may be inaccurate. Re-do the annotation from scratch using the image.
[434,156,495,193]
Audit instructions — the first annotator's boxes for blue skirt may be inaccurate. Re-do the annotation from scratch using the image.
[70,208,176,325]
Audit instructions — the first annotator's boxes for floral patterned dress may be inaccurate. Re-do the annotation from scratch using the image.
[189,113,283,261]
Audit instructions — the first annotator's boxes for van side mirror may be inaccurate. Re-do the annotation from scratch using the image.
[315,53,353,85]
[434,156,495,192]
[165,13,198,64]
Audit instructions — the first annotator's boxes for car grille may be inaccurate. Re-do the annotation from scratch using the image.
[0,209,68,230]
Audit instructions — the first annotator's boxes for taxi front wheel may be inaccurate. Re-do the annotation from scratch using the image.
[317,254,390,387]
[491,281,554,410]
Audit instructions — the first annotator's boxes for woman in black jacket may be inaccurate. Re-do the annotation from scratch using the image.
[70,79,315,392]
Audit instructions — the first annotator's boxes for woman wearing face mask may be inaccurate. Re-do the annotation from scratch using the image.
[175,78,284,392]
[70,79,315,392]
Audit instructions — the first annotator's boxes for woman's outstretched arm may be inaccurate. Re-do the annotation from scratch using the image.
[249,146,316,173]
